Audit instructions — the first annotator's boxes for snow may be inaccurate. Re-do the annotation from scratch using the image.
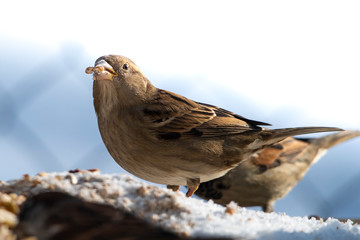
[1,170,359,240]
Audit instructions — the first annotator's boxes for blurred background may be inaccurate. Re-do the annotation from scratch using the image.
[1,0,359,218]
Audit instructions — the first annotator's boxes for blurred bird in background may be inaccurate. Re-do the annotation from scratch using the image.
[196,130,360,212]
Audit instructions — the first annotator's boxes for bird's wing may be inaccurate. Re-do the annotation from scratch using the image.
[252,138,309,169]
[143,89,269,139]
[198,102,271,127]
[277,138,309,163]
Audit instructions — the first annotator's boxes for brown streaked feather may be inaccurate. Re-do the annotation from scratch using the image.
[252,138,309,167]
[198,102,271,126]
[144,89,266,138]
[159,107,216,132]
[193,117,258,137]
[252,145,283,166]
[277,138,309,163]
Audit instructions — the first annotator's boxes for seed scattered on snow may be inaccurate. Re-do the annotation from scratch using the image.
[65,174,78,185]
[0,170,359,240]
[225,201,238,215]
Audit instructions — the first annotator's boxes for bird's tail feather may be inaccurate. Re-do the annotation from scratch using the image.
[261,127,343,146]
[306,130,360,149]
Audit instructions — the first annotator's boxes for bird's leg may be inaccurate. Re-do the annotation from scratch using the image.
[262,202,274,213]
[186,178,200,197]
[167,185,180,192]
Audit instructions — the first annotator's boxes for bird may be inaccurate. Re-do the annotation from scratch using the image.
[85,54,341,197]
[195,130,360,212]
[15,192,185,240]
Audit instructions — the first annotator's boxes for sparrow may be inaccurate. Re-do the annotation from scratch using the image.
[195,130,360,212]
[85,55,341,197]
[15,192,183,240]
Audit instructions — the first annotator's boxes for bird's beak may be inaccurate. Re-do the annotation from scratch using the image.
[85,60,118,81]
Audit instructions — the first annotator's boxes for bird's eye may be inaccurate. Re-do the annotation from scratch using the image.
[123,63,129,70]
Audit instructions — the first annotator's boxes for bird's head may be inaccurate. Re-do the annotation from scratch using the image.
[86,55,155,108]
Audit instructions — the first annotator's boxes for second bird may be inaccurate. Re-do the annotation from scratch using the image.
[86,55,341,197]
[196,130,360,211]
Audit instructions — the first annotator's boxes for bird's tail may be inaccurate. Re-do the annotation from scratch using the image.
[300,130,360,149]
[259,127,343,146]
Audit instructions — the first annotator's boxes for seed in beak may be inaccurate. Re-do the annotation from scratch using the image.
[85,66,105,74]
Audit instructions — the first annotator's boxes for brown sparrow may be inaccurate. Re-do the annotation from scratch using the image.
[195,130,360,212]
[85,55,341,197]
